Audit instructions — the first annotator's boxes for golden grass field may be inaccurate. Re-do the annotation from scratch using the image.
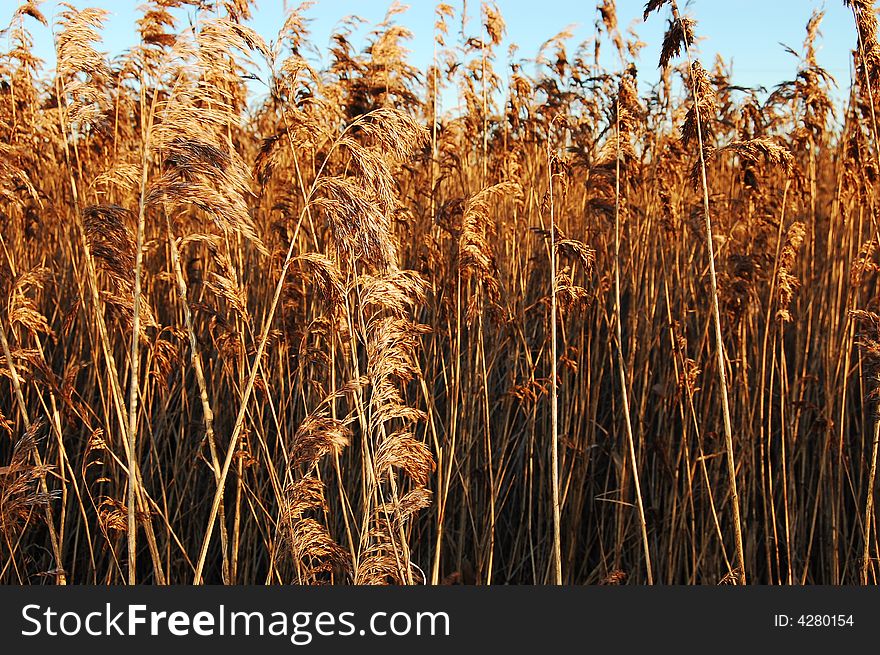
[1,0,879,585]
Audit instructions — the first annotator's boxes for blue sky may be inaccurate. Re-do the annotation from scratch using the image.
[0,1,858,107]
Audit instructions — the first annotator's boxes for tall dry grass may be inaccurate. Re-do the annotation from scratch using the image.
[0,0,877,585]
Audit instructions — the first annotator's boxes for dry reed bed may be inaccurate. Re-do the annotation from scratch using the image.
[0,0,877,584]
